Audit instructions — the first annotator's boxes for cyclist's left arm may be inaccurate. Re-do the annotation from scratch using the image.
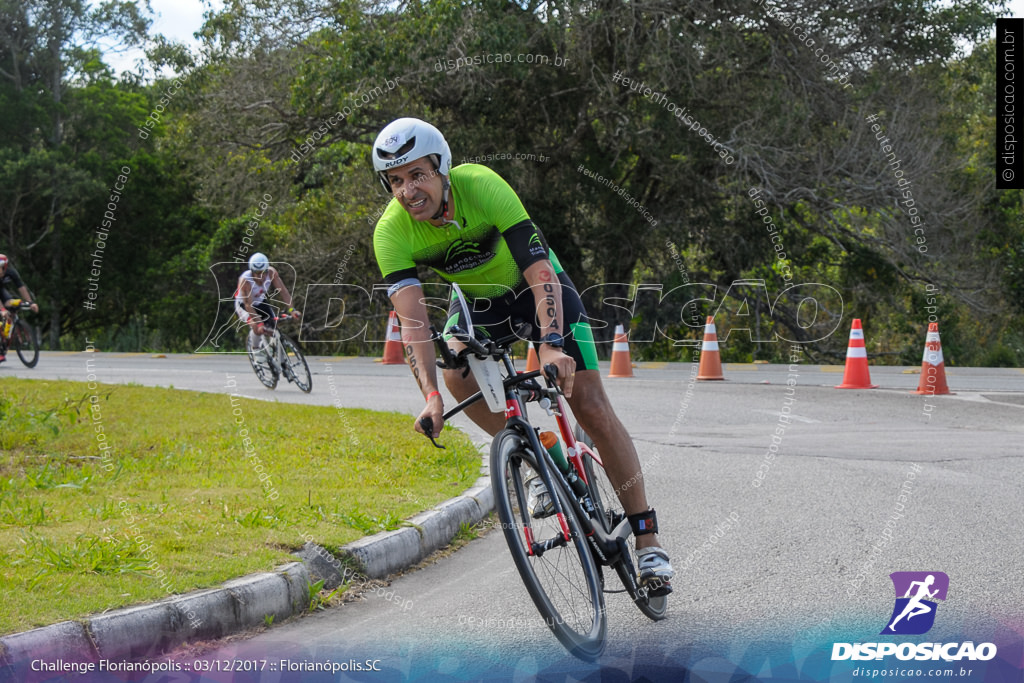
[17,285,38,313]
[3,266,36,313]
[500,212,576,395]
[268,268,299,315]
[522,260,576,397]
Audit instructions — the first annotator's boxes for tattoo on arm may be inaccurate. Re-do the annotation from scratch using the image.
[407,345,423,389]
[541,282,559,330]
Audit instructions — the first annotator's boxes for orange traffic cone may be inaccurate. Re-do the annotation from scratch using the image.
[697,316,724,380]
[835,318,877,389]
[913,323,953,395]
[380,310,405,365]
[608,324,634,378]
[525,344,540,372]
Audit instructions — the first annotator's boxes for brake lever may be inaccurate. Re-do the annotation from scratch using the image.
[542,363,564,395]
[419,417,445,449]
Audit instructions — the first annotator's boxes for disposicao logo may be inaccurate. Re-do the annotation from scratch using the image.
[883,571,948,635]
[832,571,997,662]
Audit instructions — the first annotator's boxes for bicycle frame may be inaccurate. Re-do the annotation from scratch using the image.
[1,300,27,339]
[263,328,284,372]
[434,331,636,579]
[255,314,297,372]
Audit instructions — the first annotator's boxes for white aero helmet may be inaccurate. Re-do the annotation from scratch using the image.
[372,118,452,193]
[249,252,269,273]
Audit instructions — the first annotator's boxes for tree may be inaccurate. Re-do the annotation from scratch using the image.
[0,0,151,346]
[63,0,1016,361]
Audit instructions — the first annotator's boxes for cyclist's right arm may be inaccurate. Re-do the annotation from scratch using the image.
[237,276,262,333]
[390,283,444,438]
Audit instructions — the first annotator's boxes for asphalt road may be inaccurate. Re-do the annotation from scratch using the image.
[5,353,1023,680]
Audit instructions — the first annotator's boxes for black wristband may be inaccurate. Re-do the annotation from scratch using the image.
[628,509,659,537]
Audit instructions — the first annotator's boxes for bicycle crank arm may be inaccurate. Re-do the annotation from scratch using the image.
[530,534,569,557]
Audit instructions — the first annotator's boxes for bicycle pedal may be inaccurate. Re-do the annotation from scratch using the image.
[641,578,673,598]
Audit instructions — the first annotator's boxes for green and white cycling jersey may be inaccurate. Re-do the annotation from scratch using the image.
[373,162,600,371]
[373,163,559,300]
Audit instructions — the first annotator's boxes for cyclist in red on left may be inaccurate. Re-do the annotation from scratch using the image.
[0,253,39,364]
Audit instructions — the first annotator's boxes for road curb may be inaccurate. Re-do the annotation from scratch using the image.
[0,450,493,681]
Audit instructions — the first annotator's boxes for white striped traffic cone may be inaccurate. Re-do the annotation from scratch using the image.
[697,316,724,380]
[525,344,540,372]
[608,324,633,378]
[835,318,877,389]
[913,322,952,395]
[380,310,405,365]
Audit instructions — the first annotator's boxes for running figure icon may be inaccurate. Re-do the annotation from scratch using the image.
[887,575,938,632]
[882,571,949,635]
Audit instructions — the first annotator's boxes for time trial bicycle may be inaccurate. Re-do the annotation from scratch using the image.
[1,299,40,368]
[246,315,312,392]
[420,288,667,661]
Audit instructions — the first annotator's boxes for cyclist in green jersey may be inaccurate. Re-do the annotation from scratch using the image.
[371,118,673,588]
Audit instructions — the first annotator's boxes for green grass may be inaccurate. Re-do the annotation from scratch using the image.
[0,379,479,635]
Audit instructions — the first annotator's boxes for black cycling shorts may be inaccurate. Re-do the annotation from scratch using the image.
[444,270,599,372]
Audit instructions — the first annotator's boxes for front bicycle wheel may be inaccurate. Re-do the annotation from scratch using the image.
[279,334,312,393]
[491,428,606,660]
[246,335,278,389]
[12,319,39,368]
[576,425,668,621]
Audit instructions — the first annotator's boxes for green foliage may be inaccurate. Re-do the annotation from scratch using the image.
[307,577,345,611]
[1,0,1021,361]
[453,521,480,544]
[15,533,150,587]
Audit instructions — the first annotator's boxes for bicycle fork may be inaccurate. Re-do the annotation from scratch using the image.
[504,412,576,557]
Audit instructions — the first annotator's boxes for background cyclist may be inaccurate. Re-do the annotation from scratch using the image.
[370,118,674,592]
[0,254,39,314]
[0,253,39,364]
[234,252,300,349]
